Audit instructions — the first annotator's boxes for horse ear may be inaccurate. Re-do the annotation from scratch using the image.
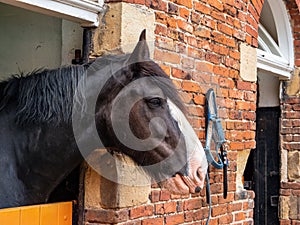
[126,29,150,65]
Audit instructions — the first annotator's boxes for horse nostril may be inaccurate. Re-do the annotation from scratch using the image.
[195,186,201,193]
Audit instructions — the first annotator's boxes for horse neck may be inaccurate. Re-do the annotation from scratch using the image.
[17,123,83,203]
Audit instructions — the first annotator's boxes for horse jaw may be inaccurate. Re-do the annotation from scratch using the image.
[162,99,208,194]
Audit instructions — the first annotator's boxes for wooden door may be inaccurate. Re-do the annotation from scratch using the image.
[254,107,280,225]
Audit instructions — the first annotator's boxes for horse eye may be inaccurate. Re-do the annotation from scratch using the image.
[146,97,163,108]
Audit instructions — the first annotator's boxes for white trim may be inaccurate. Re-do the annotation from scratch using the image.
[257,0,294,80]
[0,0,103,27]
[268,0,294,66]
[258,24,283,57]
[257,49,293,79]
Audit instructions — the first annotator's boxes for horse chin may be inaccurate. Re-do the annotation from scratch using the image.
[160,173,202,195]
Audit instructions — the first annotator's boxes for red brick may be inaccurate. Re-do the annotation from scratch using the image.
[210,43,230,56]
[230,141,245,150]
[166,17,177,28]
[194,1,211,14]
[211,31,236,47]
[155,203,165,215]
[218,77,234,88]
[179,7,190,20]
[182,80,201,92]
[146,0,167,11]
[155,11,167,24]
[181,57,195,69]
[120,220,142,225]
[228,202,243,213]
[150,190,160,203]
[183,198,202,210]
[211,10,226,22]
[142,217,164,225]
[244,140,256,149]
[195,61,214,73]
[280,219,291,225]
[224,4,237,16]
[130,205,154,219]
[218,213,233,224]
[187,105,204,117]
[212,204,228,216]
[246,24,258,38]
[174,0,192,8]
[85,209,129,223]
[234,211,246,221]
[165,201,177,213]
[194,26,211,38]
[160,189,171,201]
[236,101,251,110]
[155,24,168,36]
[187,47,205,59]
[177,20,193,33]
[229,89,244,99]
[213,65,230,76]
[168,2,178,15]
[154,49,180,64]
[225,57,239,70]
[205,52,222,64]
[159,64,170,77]
[218,23,233,36]
[237,80,256,91]
[172,68,189,79]
[207,0,223,11]
[165,213,184,225]
[193,94,205,105]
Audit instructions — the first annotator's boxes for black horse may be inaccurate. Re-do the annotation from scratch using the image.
[0,30,207,209]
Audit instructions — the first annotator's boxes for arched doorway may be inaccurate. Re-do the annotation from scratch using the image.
[244,0,294,224]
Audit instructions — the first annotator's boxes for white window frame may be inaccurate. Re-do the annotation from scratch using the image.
[257,0,294,80]
[0,0,103,27]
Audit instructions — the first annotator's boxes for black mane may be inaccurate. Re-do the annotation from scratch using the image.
[0,55,184,126]
[0,65,86,125]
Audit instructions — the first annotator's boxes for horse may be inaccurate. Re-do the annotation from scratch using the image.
[0,30,208,209]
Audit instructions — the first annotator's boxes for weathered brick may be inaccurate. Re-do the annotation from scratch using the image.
[160,189,171,201]
[142,217,164,225]
[85,209,129,223]
[183,198,202,210]
[165,213,185,225]
[150,190,160,203]
[182,80,201,92]
[212,204,228,216]
[218,213,234,224]
[234,211,246,221]
[194,1,211,14]
[174,0,192,8]
[154,49,181,64]
[130,205,154,219]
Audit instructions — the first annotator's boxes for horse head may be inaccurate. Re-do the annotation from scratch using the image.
[80,30,208,195]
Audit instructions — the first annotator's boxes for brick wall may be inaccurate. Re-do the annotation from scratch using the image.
[280,0,300,224]
[280,97,300,224]
[86,0,264,224]
[85,188,254,224]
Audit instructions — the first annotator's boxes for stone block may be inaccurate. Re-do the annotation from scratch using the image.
[240,43,257,82]
[92,2,155,57]
[279,196,290,219]
[288,151,300,181]
[236,149,251,191]
[289,195,300,220]
[85,149,151,209]
[286,67,300,96]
